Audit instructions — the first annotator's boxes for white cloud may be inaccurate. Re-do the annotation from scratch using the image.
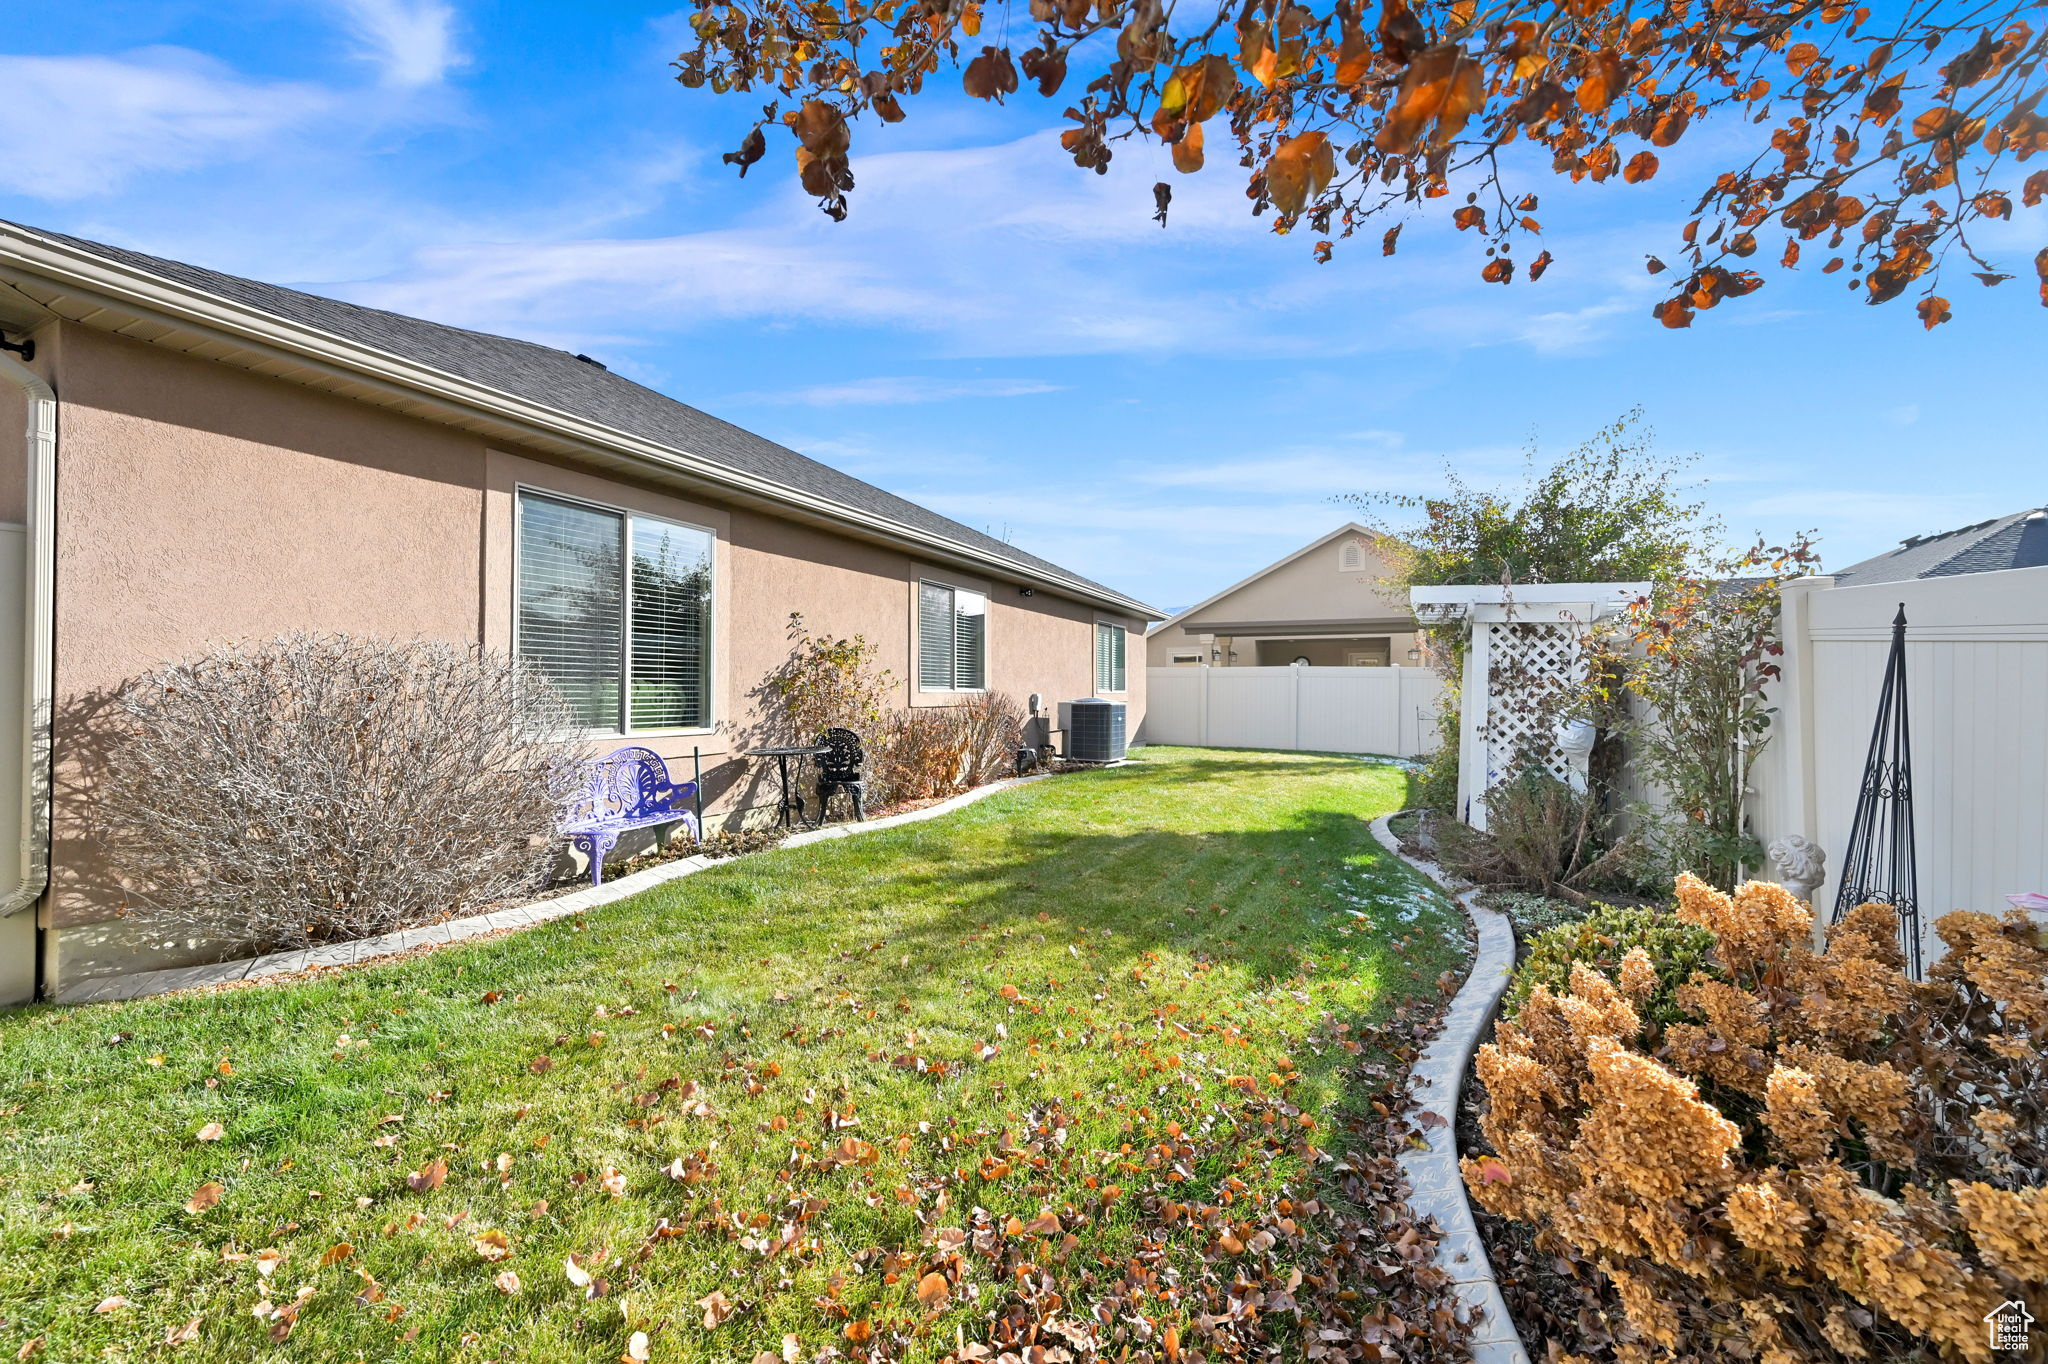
[333,129,1677,363]
[0,49,333,200]
[736,376,1063,406]
[327,0,465,87]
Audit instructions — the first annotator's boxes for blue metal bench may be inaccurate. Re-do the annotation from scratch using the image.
[561,746,699,886]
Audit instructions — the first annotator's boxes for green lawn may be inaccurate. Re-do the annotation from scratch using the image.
[0,747,1467,1363]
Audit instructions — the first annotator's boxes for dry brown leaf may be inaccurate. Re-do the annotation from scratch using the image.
[473,1229,512,1261]
[916,1271,951,1307]
[194,1122,225,1142]
[183,1182,223,1215]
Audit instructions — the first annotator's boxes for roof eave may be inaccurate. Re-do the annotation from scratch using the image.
[0,225,1160,621]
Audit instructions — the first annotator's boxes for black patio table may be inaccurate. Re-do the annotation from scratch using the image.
[744,743,832,829]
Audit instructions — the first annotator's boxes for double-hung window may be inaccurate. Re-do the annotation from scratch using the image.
[516,490,714,732]
[917,582,986,691]
[1094,621,1127,693]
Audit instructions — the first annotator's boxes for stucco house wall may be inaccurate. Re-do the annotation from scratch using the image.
[1146,527,1417,666]
[16,321,1146,990]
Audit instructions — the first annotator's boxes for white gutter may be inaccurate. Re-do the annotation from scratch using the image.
[0,227,1159,621]
[0,350,54,926]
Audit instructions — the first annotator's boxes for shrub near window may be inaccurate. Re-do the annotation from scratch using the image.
[97,634,587,954]
[1466,875,2048,1364]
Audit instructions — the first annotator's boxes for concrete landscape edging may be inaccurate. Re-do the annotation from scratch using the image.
[1367,811,1530,1364]
[55,773,1055,1005]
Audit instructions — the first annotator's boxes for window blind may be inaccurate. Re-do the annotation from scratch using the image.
[517,494,624,729]
[918,582,986,691]
[952,590,986,690]
[518,491,716,733]
[918,582,956,690]
[628,520,713,729]
[1095,622,1126,692]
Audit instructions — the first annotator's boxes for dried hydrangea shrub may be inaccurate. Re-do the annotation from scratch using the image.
[1464,873,2048,1362]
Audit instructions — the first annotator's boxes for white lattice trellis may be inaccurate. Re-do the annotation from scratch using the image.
[1410,583,1647,830]
[1481,621,1587,790]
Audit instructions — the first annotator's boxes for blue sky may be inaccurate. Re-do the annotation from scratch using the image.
[1,1,2040,613]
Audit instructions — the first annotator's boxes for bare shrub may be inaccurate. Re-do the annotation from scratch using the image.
[97,633,587,953]
[955,691,1024,787]
[872,706,968,806]
[1437,765,1641,903]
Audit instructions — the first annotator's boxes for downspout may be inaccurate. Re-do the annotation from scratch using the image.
[0,347,56,997]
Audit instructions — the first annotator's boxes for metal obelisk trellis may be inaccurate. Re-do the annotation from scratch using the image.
[1830,604,1922,978]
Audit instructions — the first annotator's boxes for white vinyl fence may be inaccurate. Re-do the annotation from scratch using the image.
[1750,565,2048,947]
[1139,665,1443,757]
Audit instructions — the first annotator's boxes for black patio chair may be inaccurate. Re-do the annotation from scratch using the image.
[815,726,867,823]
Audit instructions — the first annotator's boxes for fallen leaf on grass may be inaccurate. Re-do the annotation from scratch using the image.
[194,1122,225,1142]
[254,1248,284,1278]
[183,1182,223,1214]
[916,1271,950,1308]
[494,1270,521,1294]
[624,1330,651,1361]
[473,1229,512,1261]
[319,1243,353,1267]
[164,1318,202,1346]
[700,1289,734,1328]
[93,1296,129,1313]
[406,1158,447,1193]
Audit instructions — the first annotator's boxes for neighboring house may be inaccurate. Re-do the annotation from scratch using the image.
[1829,504,2048,586]
[0,220,1157,1002]
[1145,524,1417,669]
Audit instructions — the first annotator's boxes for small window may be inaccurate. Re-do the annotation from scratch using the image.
[1338,540,1366,572]
[918,582,987,691]
[517,491,713,732]
[1095,621,1127,692]
[1170,653,1201,666]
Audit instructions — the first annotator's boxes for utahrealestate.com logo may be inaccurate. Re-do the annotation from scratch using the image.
[1987,1300,2034,1352]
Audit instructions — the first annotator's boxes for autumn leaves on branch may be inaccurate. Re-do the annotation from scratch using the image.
[676,0,2045,326]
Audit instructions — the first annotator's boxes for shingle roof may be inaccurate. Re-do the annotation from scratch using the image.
[1832,506,2048,587]
[5,221,1148,613]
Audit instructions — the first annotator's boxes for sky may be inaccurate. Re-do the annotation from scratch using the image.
[0,1,2040,614]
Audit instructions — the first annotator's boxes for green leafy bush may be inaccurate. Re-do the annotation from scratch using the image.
[1505,901,1719,1030]
[1482,891,1588,936]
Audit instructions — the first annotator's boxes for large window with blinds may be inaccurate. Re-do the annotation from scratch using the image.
[515,490,714,732]
[917,581,986,692]
[1094,621,1127,693]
